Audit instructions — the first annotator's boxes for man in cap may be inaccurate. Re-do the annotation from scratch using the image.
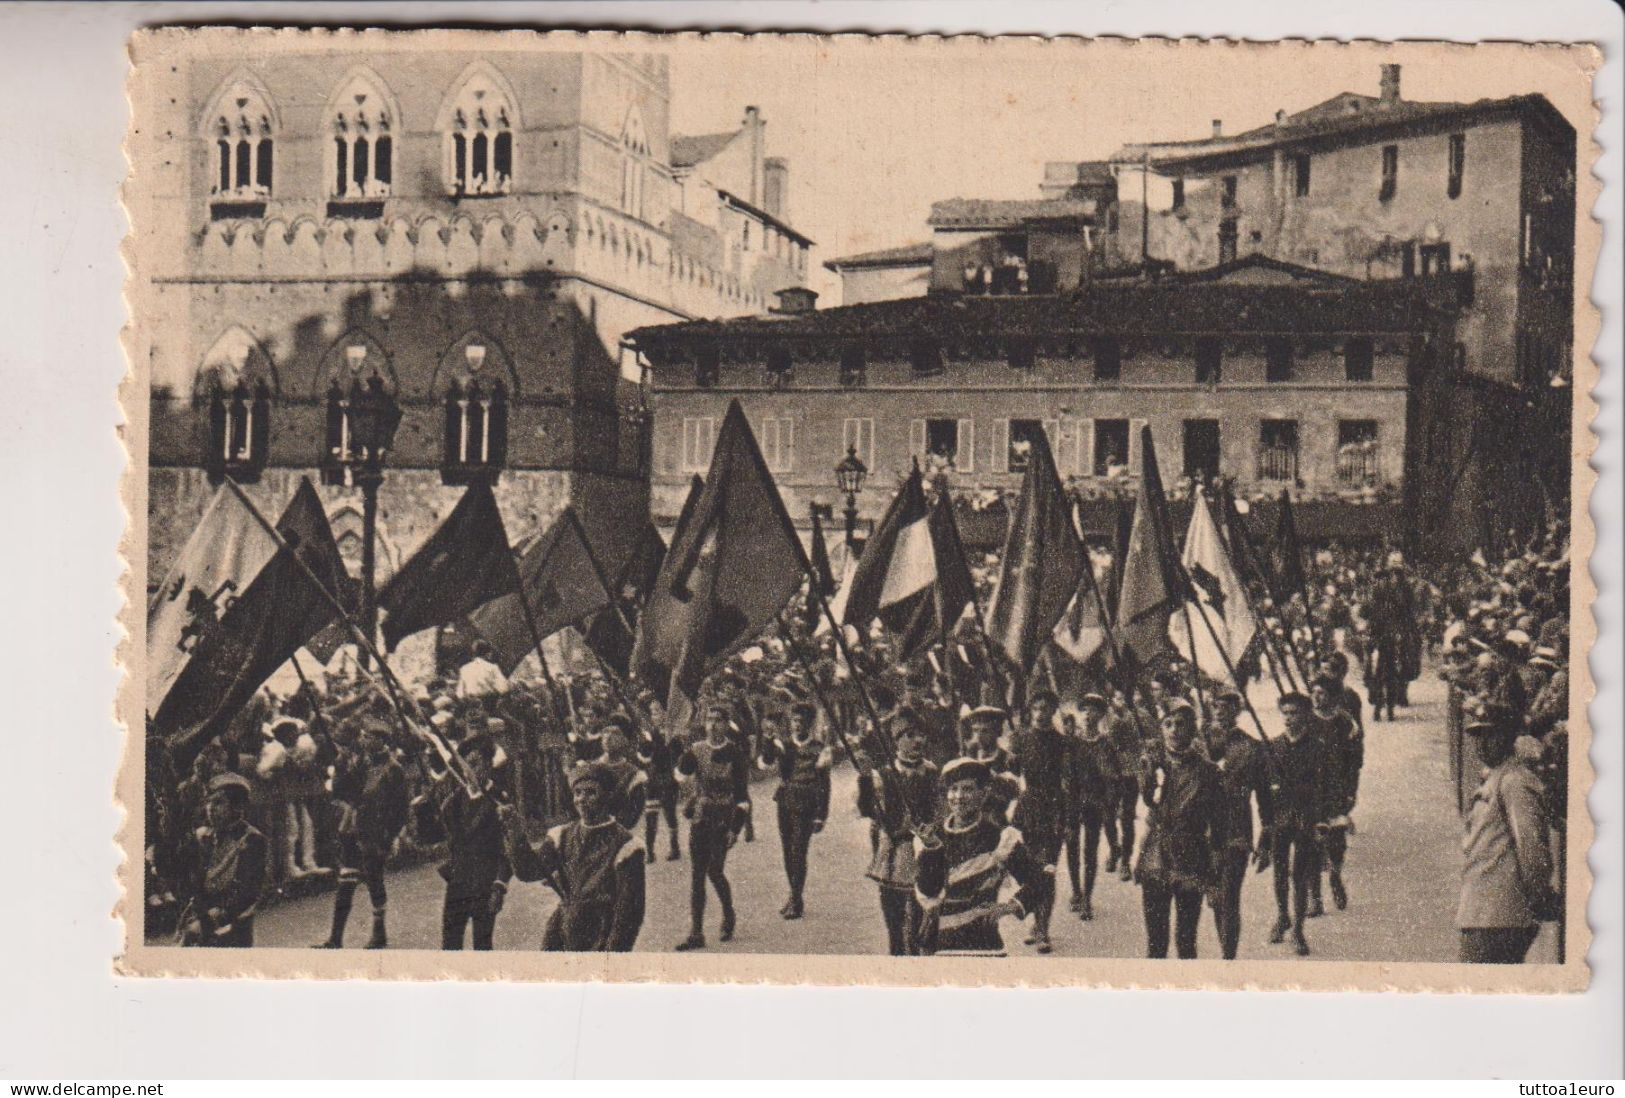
[435,732,512,950]
[1203,688,1274,960]
[1134,702,1223,959]
[914,757,1051,957]
[672,701,750,951]
[1066,693,1126,921]
[759,701,833,920]
[1008,687,1069,954]
[857,707,940,956]
[316,719,408,949]
[1457,707,1555,963]
[499,761,646,952]
[179,772,268,947]
[962,704,1022,826]
[1266,693,1332,956]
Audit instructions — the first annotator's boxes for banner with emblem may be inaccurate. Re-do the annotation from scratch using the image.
[146,482,281,721]
[1169,487,1257,680]
[150,479,349,761]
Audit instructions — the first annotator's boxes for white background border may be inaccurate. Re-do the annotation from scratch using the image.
[0,0,1618,1079]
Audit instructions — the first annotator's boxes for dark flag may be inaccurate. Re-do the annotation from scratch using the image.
[377,481,519,650]
[580,518,668,677]
[841,465,976,663]
[152,478,348,761]
[1269,488,1308,605]
[987,429,1086,674]
[631,402,809,721]
[468,507,613,673]
[1115,427,1185,666]
[802,507,838,632]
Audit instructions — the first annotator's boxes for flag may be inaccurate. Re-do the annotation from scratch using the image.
[1115,427,1184,665]
[841,466,976,663]
[580,518,668,677]
[151,479,348,761]
[1269,489,1308,605]
[147,482,281,718]
[802,508,838,631]
[1053,525,1110,664]
[1169,489,1257,679]
[468,507,613,673]
[632,401,809,720]
[987,430,1086,673]
[377,481,520,650]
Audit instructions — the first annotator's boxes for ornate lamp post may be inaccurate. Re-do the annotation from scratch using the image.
[327,346,402,661]
[834,443,868,552]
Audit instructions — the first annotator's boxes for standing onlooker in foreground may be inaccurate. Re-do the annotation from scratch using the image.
[1458,708,1555,964]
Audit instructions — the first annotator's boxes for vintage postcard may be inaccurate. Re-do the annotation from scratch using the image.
[117,28,1601,990]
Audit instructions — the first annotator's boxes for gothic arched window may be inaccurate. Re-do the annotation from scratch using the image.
[437,334,513,485]
[620,108,650,220]
[440,64,518,197]
[198,327,275,483]
[202,75,277,215]
[327,70,397,203]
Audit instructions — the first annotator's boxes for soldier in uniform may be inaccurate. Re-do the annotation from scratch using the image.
[673,702,751,951]
[915,758,1051,957]
[316,719,408,950]
[856,708,940,956]
[1203,688,1275,960]
[758,701,833,920]
[1008,688,1068,954]
[499,761,646,952]
[179,773,268,948]
[1267,693,1332,956]
[435,733,512,951]
[1135,703,1224,959]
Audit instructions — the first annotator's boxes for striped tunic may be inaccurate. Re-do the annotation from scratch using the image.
[914,817,1050,956]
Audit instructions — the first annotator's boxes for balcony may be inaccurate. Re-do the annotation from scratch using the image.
[1336,441,1382,487]
[1256,445,1299,483]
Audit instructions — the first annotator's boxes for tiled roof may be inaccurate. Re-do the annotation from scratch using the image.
[823,241,934,271]
[629,273,1464,352]
[670,130,739,169]
[927,197,1099,228]
[1111,93,1569,170]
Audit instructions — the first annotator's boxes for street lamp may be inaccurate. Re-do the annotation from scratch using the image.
[326,348,401,662]
[834,443,868,550]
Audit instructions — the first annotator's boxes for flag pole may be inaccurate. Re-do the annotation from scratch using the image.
[775,612,866,773]
[506,540,575,729]
[1173,553,1272,742]
[1280,489,1325,662]
[1074,527,1155,748]
[220,479,480,795]
[563,509,664,749]
[808,565,896,762]
[1225,488,1310,688]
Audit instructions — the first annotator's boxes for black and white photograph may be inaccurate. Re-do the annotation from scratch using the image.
[118,28,1598,990]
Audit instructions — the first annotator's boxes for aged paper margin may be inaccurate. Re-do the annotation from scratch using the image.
[113,27,1606,992]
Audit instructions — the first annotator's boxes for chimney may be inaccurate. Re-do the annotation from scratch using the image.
[772,286,818,315]
[764,157,789,221]
[1275,109,1287,126]
[744,106,764,205]
[1380,64,1402,104]
[1211,119,1223,138]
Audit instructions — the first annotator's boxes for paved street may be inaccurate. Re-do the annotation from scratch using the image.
[256,665,1553,962]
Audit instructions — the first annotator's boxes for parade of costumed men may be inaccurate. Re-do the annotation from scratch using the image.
[142,406,1570,965]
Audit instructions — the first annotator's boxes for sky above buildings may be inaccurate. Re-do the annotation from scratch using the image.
[668,38,1594,302]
